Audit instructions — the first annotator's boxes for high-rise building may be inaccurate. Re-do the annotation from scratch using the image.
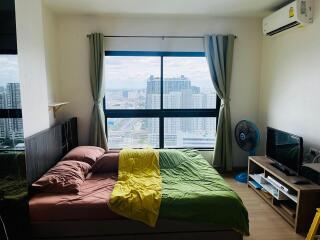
[146,75,215,147]
[6,83,21,109]
[0,83,24,146]
[0,87,7,139]
[6,83,24,141]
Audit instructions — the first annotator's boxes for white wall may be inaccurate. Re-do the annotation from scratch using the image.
[15,0,320,166]
[258,1,320,156]
[55,14,262,167]
[15,0,50,137]
[42,5,59,126]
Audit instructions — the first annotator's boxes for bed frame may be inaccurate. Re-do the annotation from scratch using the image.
[25,117,243,240]
[25,117,78,185]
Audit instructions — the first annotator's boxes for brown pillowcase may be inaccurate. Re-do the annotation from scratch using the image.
[32,161,91,193]
[92,152,119,173]
[62,146,105,166]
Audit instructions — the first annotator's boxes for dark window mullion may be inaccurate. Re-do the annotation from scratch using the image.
[160,55,164,109]
[0,109,22,118]
[160,56,164,148]
[104,109,217,118]
[216,95,221,129]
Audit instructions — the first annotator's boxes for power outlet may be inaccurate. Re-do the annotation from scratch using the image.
[309,148,320,157]
[304,147,320,163]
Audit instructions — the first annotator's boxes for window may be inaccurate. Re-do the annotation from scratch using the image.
[104,51,219,149]
[0,54,24,149]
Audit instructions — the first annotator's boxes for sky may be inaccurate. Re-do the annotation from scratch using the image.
[105,56,215,92]
[0,55,19,87]
[0,54,214,92]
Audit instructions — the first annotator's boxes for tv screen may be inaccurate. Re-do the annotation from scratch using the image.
[266,127,303,174]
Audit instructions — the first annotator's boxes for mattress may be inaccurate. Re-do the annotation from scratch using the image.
[29,150,249,236]
[29,173,122,221]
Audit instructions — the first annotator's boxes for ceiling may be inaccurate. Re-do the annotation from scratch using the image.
[43,0,291,18]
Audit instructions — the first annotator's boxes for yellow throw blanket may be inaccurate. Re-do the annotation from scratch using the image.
[108,149,162,227]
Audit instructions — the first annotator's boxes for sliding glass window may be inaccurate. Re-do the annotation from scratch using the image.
[104,51,219,149]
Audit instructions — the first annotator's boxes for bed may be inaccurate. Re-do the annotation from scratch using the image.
[26,118,249,240]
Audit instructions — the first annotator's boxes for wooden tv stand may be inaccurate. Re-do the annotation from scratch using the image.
[248,156,320,234]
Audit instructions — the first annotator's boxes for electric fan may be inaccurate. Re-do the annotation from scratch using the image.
[234,120,260,183]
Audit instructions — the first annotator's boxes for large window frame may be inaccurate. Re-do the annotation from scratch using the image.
[0,2,23,149]
[0,49,22,119]
[104,51,220,149]
[0,50,23,152]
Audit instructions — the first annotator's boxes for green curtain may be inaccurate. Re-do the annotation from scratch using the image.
[204,35,235,171]
[88,33,107,149]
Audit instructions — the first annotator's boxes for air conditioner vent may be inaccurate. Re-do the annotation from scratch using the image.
[266,21,300,36]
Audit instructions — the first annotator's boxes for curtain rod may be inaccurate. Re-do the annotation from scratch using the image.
[86,35,237,39]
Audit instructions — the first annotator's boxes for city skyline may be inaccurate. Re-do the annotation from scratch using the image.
[105,56,213,90]
[106,69,216,148]
[0,82,24,148]
[0,55,24,149]
[106,74,216,109]
[145,75,215,147]
[1,54,216,149]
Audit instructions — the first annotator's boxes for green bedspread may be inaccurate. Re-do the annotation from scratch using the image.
[158,149,249,235]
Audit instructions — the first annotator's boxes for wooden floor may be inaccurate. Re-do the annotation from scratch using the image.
[224,175,305,240]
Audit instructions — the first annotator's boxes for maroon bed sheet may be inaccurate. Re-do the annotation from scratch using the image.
[29,173,122,221]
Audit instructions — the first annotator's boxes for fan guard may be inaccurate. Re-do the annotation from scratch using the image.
[235,120,260,154]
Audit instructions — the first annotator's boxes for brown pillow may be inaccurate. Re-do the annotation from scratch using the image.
[62,146,105,166]
[92,152,119,173]
[32,161,91,193]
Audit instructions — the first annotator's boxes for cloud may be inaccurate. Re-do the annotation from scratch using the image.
[0,55,19,85]
[104,55,214,91]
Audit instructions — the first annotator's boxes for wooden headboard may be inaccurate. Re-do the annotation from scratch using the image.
[25,117,78,185]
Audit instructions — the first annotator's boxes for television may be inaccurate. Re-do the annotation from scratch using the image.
[266,127,303,175]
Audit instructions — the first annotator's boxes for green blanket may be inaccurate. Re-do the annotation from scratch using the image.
[159,149,249,235]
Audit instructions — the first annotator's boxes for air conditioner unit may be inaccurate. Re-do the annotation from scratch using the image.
[263,0,313,36]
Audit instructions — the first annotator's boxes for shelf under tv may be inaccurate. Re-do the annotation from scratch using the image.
[248,156,320,234]
[249,173,298,203]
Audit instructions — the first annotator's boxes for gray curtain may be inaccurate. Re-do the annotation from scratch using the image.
[88,33,107,149]
[204,35,235,172]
